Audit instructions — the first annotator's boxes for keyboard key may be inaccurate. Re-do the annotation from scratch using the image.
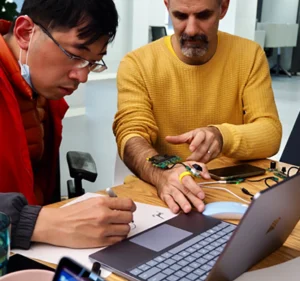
[184,256,197,263]
[192,244,201,250]
[138,264,150,271]
[162,252,172,259]
[169,235,203,255]
[200,274,208,280]
[182,266,194,273]
[167,275,179,281]
[156,262,169,270]
[203,237,214,243]
[138,267,160,280]
[129,268,142,276]
[179,251,190,257]
[177,260,189,267]
[219,222,231,229]
[201,264,212,272]
[148,272,167,281]
[196,257,208,265]
[154,256,165,263]
[203,254,214,261]
[198,248,210,255]
[186,273,198,280]
[200,232,210,237]
[191,252,202,259]
[174,270,187,278]
[210,250,222,258]
[170,264,182,271]
[211,241,222,248]
[189,262,200,269]
[204,245,214,251]
[162,268,175,276]
[147,260,158,267]
[171,254,183,261]
[186,247,197,253]
[164,258,176,266]
[193,268,206,276]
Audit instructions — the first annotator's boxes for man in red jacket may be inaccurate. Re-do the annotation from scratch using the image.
[0,0,136,249]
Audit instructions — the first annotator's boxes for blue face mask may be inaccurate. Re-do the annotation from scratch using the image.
[18,61,32,88]
[18,26,35,89]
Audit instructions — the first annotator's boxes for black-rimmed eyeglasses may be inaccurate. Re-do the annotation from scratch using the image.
[34,22,108,73]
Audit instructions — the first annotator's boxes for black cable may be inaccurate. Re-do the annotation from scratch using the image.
[168,162,188,169]
[241,188,254,200]
[247,176,278,183]
[264,177,279,188]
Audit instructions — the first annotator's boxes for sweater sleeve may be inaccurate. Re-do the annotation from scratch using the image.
[113,54,159,159]
[0,193,41,249]
[213,47,282,160]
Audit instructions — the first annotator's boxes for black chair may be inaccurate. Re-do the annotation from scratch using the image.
[280,112,300,166]
[150,26,167,41]
[51,151,98,202]
[66,151,98,198]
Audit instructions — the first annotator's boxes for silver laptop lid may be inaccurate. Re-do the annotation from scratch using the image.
[207,173,300,281]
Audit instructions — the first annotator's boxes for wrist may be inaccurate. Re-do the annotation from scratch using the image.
[150,167,170,189]
[31,207,60,244]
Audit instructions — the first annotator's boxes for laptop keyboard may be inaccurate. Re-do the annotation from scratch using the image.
[128,222,236,281]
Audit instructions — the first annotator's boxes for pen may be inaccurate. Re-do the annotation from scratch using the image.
[106,187,118,197]
[106,187,134,223]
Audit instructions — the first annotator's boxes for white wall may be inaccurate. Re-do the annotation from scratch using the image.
[219,0,237,35]
[262,0,299,24]
[261,0,299,70]
[219,0,258,40]
[148,0,167,26]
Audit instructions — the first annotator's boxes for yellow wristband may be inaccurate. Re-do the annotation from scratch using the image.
[179,171,194,183]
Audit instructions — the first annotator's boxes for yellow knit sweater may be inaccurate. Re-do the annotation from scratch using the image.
[113,32,282,161]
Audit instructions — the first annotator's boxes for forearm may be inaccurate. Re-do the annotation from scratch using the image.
[215,118,282,159]
[123,137,166,187]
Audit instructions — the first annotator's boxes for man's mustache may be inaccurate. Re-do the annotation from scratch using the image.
[180,34,209,45]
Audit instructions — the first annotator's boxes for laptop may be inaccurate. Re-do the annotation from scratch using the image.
[90,173,300,281]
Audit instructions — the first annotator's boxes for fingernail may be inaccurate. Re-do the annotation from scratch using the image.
[198,204,205,212]
[197,192,205,200]
[184,205,191,213]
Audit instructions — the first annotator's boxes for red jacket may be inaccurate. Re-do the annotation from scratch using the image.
[0,20,68,205]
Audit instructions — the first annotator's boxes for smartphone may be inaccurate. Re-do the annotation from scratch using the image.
[53,257,104,281]
[209,164,266,180]
[7,254,54,273]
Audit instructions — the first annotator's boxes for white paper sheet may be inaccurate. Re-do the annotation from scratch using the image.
[14,193,177,278]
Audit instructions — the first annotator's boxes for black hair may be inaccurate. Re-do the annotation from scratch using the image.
[19,0,118,45]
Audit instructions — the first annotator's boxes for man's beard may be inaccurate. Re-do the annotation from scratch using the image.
[180,33,209,58]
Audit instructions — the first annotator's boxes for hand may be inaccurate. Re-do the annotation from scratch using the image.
[155,162,210,214]
[32,196,136,248]
[166,127,223,163]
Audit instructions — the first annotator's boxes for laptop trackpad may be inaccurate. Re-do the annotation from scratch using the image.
[130,224,192,252]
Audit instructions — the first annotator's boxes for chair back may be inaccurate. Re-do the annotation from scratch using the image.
[150,26,167,41]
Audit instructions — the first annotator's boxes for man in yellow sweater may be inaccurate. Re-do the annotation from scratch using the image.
[113,0,282,214]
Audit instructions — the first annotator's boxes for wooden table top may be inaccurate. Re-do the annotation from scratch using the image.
[40,157,300,280]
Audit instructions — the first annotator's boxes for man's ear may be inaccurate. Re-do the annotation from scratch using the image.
[14,16,35,50]
[164,0,169,9]
[219,0,230,20]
